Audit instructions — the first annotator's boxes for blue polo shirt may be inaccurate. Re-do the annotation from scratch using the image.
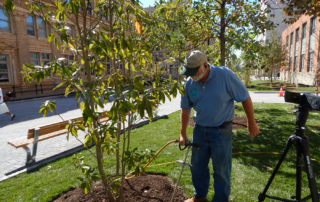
[181,65,249,127]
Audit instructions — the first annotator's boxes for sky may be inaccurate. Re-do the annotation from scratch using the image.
[139,0,156,7]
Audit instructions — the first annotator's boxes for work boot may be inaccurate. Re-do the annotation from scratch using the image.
[184,195,208,202]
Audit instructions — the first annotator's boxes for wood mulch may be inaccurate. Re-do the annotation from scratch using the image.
[52,174,186,202]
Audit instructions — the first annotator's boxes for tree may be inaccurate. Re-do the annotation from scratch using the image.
[193,0,273,66]
[240,40,262,87]
[258,30,286,85]
[147,0,215,75]
[4,0,181,201]
[278,0,320,20]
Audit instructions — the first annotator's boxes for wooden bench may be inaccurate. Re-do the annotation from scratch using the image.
[8,114,109,166]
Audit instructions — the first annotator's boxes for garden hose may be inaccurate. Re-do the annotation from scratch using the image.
[125,141,320,180]
[125,139,178,180]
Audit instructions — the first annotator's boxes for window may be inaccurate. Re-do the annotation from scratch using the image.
[294,28,299,72]
[62,54,74,64]
[0,8,11,32]
[87,0,93,15]
[289,32,293,71]
[41,53,50,65]
[31,52,39,65]
[26,16,47,38]
[37,17,47,38]
[68,55,74,63]
[300,23,307,72]
[285,35,289,66]
[308,17,316,72]
[0,55,9,82]
[30,52,51,66]
[26,15,35,36]
[308,53,314,72]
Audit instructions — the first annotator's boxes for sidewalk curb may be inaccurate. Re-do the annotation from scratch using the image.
[250,91,315,94]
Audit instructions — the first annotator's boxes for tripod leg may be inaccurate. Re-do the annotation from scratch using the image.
[296,144,302,201]
[258,136,295,202]
[300,137,319,202]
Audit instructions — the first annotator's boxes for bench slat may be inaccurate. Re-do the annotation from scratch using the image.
[8,128,68,148]
[27,117,83,139]
[9,113,110,148]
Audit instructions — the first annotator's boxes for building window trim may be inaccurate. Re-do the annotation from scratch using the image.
[0,54,10,83]
[294,28,299,72]
[307,17,316,72]
[300,22,307,72]
[289,32,294,71]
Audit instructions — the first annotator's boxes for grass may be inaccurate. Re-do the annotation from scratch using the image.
[0,103,320,201]
[247,80,316,92]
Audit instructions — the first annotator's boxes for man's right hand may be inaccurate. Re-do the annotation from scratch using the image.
[179,134,187,146]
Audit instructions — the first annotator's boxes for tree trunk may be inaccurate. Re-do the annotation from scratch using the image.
[96,142,115,202]
[270,66,273,85]
[219,1,226,66]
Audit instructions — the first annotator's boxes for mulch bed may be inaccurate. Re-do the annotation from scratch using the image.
[52,174,186,202]
[188,116,247,130]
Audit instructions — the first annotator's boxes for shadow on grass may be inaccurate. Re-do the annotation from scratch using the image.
[233,106,320,176]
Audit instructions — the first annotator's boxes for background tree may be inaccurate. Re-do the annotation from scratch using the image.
[258,30,285,85]
[147,0,215,76]
[240,40,263,87]
[278,0,320,20]
[193,0,273,66]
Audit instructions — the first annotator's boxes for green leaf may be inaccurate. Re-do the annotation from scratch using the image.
[80,102,86,112]
[53,82,66,91]
[4,0,15,12]
[48,33,54,43]
[84,135,92,146]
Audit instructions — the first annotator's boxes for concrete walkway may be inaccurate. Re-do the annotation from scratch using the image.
[0,92,286,181]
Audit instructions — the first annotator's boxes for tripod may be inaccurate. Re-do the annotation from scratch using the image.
[259,97,320,201]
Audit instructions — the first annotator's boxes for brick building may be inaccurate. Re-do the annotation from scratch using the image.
[281,14,320,86]
[0,1,71,100]
[0,0,114,100]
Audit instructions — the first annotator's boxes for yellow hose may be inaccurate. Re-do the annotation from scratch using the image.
[125,141,320,180]
[143,139,178,169]
[125,139,178,180]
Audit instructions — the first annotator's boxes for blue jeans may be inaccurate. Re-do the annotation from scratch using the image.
[191,123,232,202]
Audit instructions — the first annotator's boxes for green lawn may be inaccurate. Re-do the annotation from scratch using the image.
[0,103,320,201]
[247,80,316,92]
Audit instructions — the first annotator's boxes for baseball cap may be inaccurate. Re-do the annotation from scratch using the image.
[180,50,207,76]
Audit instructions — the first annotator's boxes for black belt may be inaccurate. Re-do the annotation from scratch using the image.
[195,120,233,129]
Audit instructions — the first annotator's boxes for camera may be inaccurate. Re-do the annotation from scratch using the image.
[285,91,320,111]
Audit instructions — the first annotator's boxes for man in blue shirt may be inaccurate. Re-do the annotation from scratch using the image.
[179,50,260,202]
